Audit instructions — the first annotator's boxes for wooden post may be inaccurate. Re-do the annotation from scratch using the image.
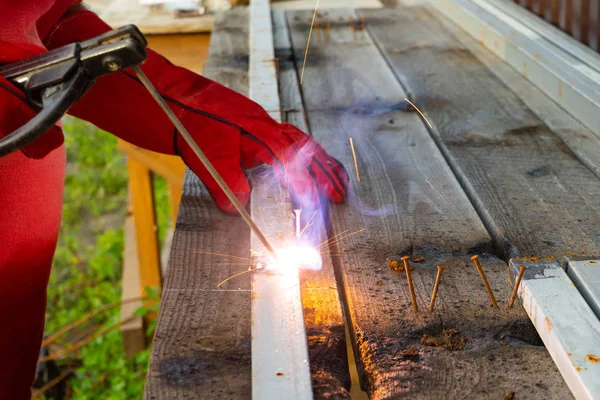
[551,0,560,26]
[565,0,573,34]
[580,0,590,44]
[127,157,162,293]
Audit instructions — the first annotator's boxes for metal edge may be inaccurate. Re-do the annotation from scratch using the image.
[509,258,600,399]
[248,1,313,399]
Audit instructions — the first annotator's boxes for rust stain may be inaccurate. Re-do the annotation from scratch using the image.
[276,372,285,376]
[523,62,528,77]
[559,82,563,98]
[544,317,552,332]
[589,260,597,264]
[587,354,600,363]
[576,367,582,371]
[568,353,573,357]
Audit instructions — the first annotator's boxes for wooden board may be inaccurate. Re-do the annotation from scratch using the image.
[360,6,600,260]
[144,9,252,399]
[271,0,383,11]
[285,8,569,399]
[146,34,211,74]
[566,256,600,320]
[509,258,600,399]
[97,0,215,34]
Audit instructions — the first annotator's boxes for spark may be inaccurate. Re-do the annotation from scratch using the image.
[319,228,366,248]
[349,137,361,182]
[425,179,449,205]
[217,267,257,288]
[300,0,321,85]
[299,209,319,238]
[404,97,433,129]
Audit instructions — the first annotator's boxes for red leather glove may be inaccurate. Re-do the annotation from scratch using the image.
[0,77,64,159]
[41,10,348,212]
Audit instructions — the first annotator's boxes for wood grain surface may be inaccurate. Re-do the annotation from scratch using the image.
[360,6,600,260]
[144,9,252,399]
[285,7,569,399]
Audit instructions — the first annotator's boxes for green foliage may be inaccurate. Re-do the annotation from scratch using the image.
[44,117,170,399]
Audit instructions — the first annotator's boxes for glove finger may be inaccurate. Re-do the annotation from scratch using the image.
[307,153,348,203]
[281,125,349,203]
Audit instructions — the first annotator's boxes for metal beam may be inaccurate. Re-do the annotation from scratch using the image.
[429,0,600,138]
[248,1,313,399]
[566,256,600,321]
[509,258,600,399]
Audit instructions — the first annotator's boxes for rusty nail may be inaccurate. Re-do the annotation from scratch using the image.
[508,266,527,308]
[360,16,366,38]
[315,20,321,40]
[471,255,498,308]
[429,265,445,312]
[402,256,418,312]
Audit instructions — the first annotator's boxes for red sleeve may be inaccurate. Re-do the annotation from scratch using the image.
[42,9,348,212]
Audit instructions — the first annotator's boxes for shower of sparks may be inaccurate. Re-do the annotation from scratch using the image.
[300,0,321,85]
[425,179,449,205]
[349,137,361,182]
[404,97,433,129]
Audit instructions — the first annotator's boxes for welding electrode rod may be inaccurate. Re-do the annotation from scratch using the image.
[401,256,418,311]
[429,265,445,312]
[508,266,527,308]
[133,66,277,258]
[471,255,498,308]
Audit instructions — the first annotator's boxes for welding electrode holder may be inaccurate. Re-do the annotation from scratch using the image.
[0,25,148,157]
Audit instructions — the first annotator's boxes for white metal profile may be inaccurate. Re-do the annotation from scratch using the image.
[248,0,313,399]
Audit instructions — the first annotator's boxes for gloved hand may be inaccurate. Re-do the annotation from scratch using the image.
[41,9,348,212]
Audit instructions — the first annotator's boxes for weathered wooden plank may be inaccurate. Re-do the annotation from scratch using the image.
[286,8,569,399]
[428,3,600,181]
[144,9,252,399]
[361,6,600,260]
[273,10,351,399]
[509,258,600,399]
[566,256,600,320]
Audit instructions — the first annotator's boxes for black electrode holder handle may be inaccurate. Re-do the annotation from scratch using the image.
[0,25,147,157]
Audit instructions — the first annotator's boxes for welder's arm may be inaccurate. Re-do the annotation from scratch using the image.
[43,10,347,212]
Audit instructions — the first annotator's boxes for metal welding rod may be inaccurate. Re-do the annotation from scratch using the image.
[133,66,277,258]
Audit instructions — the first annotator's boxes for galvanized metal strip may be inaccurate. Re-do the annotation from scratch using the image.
[249,0,282,122]
[484,0,600,74]
[429,0,600,138]
[509,258,600,399]
[248,1,313,399]
[566,256,600,321]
